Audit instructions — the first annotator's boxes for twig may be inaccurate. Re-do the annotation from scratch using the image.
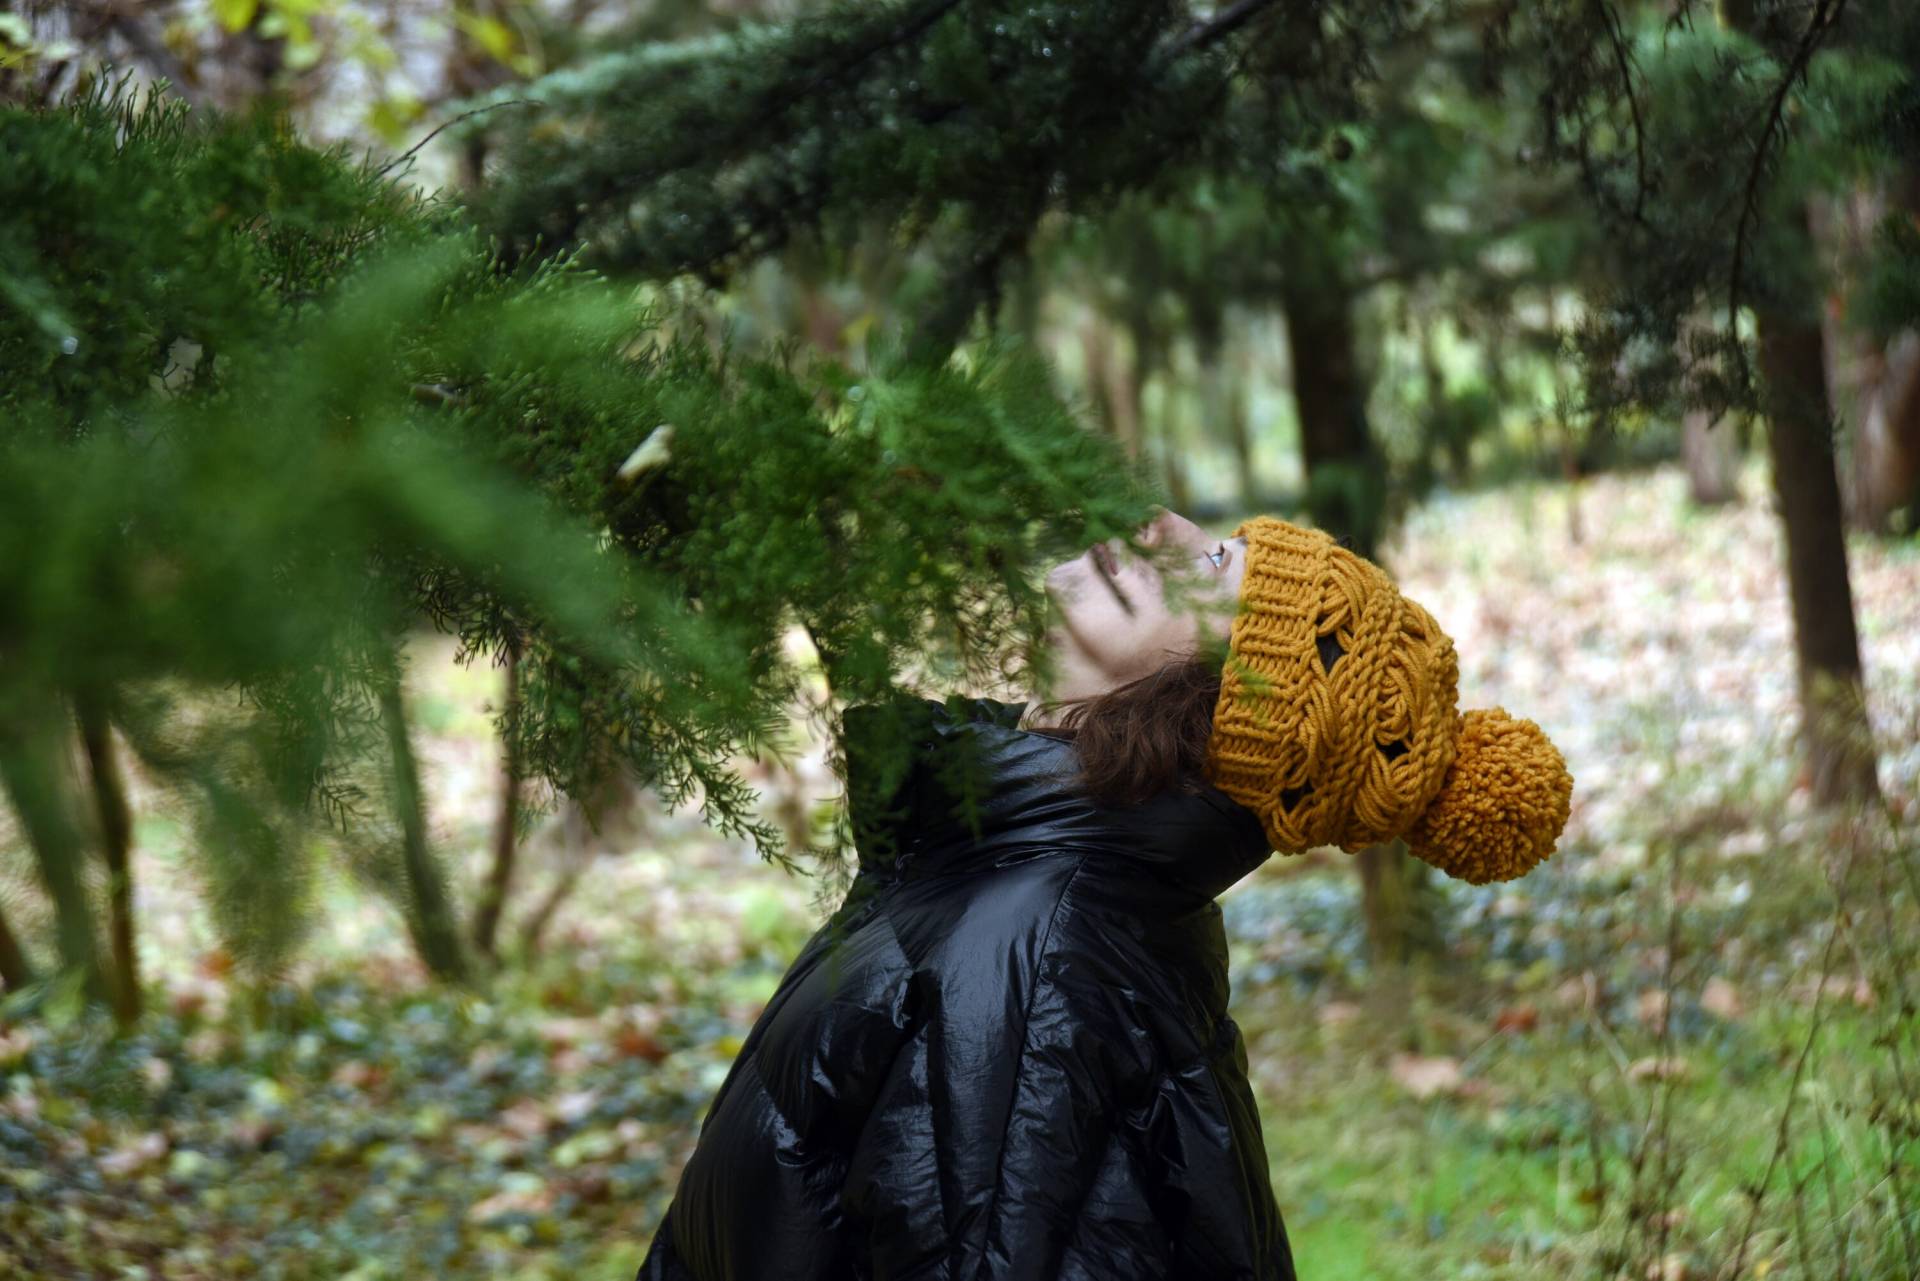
[1595,0,1648,225]
[103,13,210,111]
[1724,0,1850,366]
[1725,803,1867,1279]
[376,98,542,178]
[1167,0,1288,58]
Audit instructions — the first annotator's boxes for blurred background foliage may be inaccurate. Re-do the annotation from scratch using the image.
[2,2,1919,1279]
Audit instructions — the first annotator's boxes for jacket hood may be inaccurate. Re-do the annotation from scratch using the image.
[842,695,1273,903]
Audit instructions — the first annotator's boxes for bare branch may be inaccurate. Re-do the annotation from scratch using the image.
[1725,0,1849,361]
[1167,0,1290,58]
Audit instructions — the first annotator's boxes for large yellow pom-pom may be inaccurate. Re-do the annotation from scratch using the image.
[1405,708,1573,884]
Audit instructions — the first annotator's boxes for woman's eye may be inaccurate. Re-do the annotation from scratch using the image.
[1208,545,1226,568]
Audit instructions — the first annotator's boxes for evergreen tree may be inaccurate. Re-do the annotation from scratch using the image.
[0,77,1156,1009]
[1503,0,1916,804]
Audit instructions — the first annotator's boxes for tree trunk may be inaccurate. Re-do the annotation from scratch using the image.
[1158,415,1194,513]
[0,711,107,1001]
[1813,173,1920,532]
[1844,331,1920,531]
[1281,280,1438,967]
[1216,343,1261,514]
[77,698,140,1025]
[1081,316,1123,449]
[0,903,31,992]
[1679,309,1740,505]
[518,801,594,957]
[1544,292,1586,542]
[470,639,523,961]
[1358,836,1440,967]
[1754,208,1881,806]
[1284,285,1388,554]
[1199,319,1259,515]
[1682,408,1741,506]
[376,650,469,982]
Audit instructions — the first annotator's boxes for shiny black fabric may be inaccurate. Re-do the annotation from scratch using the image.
[638,696,1293,1281]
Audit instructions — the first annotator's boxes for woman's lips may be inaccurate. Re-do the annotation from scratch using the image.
[1093,541,1117,576]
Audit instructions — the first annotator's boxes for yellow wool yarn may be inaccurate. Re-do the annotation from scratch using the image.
[1203,517,1573,883]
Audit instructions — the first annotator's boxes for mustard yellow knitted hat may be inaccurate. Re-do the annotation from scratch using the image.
[1203,517,1573,884]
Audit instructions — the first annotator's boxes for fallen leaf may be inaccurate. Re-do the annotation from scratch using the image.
[1494,1004,1539,1033]
[99,1131,169,1178]
[1317,1001,1361,1028]
[1628,1056,1691,1082]
[1390,1054,1464,1100]
[1700,977,1742,1020]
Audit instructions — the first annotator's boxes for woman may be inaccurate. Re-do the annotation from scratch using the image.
[639,510,1574,1281]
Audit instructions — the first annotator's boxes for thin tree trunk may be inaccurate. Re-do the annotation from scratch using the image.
[1081,316,1122,447]
[1547,292,1586,542]
[1814,178,1920,531]
[1158,414,1194,513]
[77,698,139,1025]
[0,903,31,992]
[1198,316,1258,514]
[1724,0,1878,807]
[1358,836,1440,967]
[1284,284,1388,552]
[470,639,523,961]
[518,801,593,957]
[1281,279,1439,967]
[1217,343,1260,514]
[0,713,106,1000]
[1844,331,1920,531]
[1682,408,1741,506]
[376,650,469,982]
[1113,316,1151,463]
[1754,206,1880,805]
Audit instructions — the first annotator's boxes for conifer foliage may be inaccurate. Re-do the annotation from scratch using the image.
[0,77,1155,1011]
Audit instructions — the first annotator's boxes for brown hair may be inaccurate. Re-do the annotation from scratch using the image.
[1028,654,1224,808]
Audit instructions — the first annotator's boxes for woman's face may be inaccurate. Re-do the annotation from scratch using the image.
[1041,508,1249,691]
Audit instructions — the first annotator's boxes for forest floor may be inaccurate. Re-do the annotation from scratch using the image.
[2,460,1918,1281]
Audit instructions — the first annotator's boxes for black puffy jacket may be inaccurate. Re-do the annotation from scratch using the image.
[638,696,1293,1281]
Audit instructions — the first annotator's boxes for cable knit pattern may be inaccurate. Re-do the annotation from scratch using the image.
[1202,517,1573,882]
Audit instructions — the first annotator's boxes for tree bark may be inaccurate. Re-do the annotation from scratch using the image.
[518,800,594,957]
[1081,316,1124,450]
[1811,184,1920,532]
[470,639,523,961]
[376,651,469,982]
[0,903,31,992]
[1754,207,1881,805]
[1284,283,1388,553]
[77,698,140,1025]
[1682,407,1742,506]
[1217,343,1261,514]
[1280,280,1439,967]
[1844,331,1920,531]
[1199,318,1259,515]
